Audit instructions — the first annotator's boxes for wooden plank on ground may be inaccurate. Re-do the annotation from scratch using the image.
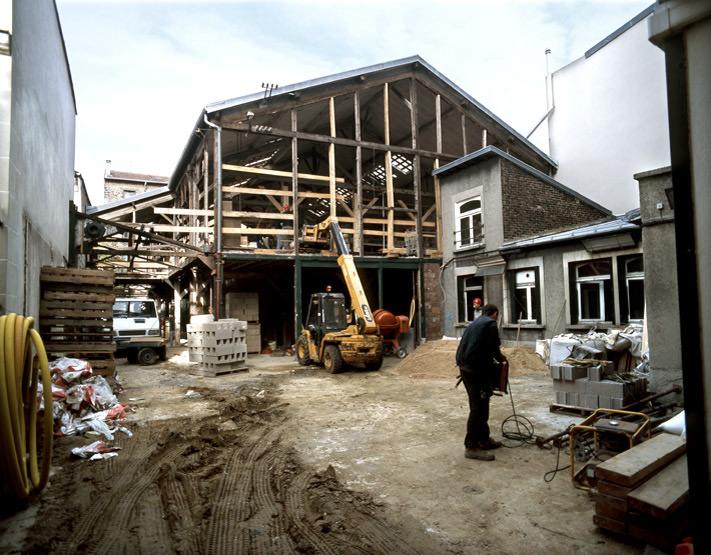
[39,308,113,319]
[45,342,115,353]
[627,454,688,520]
[43,291,116,302]
[597,480,635,499]
[41,300,113,311]
[596,434,686,487]
[593,514,626,535]
[40,318,112,328]
[595,493,628,521]
[41,270,114,286]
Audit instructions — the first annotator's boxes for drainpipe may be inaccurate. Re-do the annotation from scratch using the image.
[204,113,224,319]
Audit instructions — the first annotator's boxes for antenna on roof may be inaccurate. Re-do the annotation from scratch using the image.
[261,82,279,101]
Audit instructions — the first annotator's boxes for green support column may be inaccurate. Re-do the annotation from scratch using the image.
[377,266,384,310]
[294,257,302,335]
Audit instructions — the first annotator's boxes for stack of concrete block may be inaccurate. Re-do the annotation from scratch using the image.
[187,319,248,376]
[551,362,648,409]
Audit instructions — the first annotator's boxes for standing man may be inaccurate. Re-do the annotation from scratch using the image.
[455,304,507,461]
[471,297,483,321]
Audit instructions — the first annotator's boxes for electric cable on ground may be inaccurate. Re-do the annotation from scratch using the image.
[499,376,573,482]
[0,313,54,502]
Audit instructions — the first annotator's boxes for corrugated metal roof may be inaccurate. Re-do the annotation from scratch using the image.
[86,186,171,215]
[170,55,557,192]
[433,145,612,216]
[500,216,639,251]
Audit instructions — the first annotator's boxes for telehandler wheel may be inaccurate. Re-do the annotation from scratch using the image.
[364,355,383,371]
[296,336,312,366]
[323,345,343,373]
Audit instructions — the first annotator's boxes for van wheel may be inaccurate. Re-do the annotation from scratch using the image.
[323,345,343,374]
[296,336,312,366]
[138,347,159,366]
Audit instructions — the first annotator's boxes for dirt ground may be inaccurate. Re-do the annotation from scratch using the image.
[1,346,645,554]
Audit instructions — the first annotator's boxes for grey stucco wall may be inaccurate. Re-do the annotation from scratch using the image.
[439,158,502,336]
[636,168,682,392]
[0,1,75,316]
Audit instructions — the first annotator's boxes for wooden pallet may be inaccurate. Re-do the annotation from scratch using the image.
[39,266,116,377]
[190,365,249,377]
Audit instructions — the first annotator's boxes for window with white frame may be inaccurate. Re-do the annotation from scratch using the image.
[573,260,613,322]
[455,197,483,248]
[510,268,540,323]
[458,275,484,321]
[623,255,645,322]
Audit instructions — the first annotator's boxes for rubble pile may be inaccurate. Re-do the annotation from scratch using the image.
[40,357,131,449]
[542,326,649,409]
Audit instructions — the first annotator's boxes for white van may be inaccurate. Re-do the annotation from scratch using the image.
[112,298,161,348]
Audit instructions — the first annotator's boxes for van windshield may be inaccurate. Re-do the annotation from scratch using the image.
[113,301,157,318]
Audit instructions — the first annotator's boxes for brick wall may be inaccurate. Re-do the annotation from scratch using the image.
[422,262,442,340]
[500,160,609,241]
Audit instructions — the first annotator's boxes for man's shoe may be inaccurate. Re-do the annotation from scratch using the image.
[464,448,495,461]
[478,438,503,450]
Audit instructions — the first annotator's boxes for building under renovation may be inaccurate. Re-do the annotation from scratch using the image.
[82,56,557,350]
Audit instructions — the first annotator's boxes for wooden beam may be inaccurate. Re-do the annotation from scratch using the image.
[221,122,457,162]
[354,91,364,254]
[337,198,354,217]
[384,83,395,253]
[411,78,423,258]
[422,203,436,222]
[223,210,294,220]
[461,113,468,155]
[122,224,212,234]
[361,197,379,216]
[223,185,344,200]
[482,128,487,147]
[223,227,294,235]
[339,216,434,227]
[435,94,443,253]
[155,207,212,216]
[329,96,337,219]
[222,163,344,184]
[397,200,417,222]
[291,109,299,255]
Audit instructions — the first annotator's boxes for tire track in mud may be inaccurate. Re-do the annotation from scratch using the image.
[90,443,186,555]
[160,463,202,555]
[284,471,344,555]
[205,424,285,555]
[54,430,185,555]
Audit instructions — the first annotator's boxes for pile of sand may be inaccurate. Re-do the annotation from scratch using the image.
[395,339,548,379]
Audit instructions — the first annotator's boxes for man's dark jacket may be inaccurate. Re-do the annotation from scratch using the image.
[456,315,502,388]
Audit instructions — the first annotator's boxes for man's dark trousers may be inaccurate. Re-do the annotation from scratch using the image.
[460,370,490,448]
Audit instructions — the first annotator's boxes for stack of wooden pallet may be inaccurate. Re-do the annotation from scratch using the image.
[187,319,248,377]
[39,267,116,376]
[594,432,689,550]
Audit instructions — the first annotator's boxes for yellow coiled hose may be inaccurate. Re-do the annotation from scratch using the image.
[0,313,53,501]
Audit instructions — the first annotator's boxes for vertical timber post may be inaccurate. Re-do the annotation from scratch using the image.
[384,83,395,253]
[354,91,363,255]
[434,94,443,254]
[411,78,424,343]
[328,97,337,220]
[461,113,468,155]
[292,109,300,340]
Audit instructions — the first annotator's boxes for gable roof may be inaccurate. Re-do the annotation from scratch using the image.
[433,145,612,215]
[169,55,556,192]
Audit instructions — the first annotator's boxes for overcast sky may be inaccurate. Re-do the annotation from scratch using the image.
[56,0,652,204]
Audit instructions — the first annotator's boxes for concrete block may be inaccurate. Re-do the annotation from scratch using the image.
[610,397,624,409]
[598,395,613,409]
[550,365,561,380]
[552,379,579,393]
[589,380,625,397]
[575,378,590,393]
[561,365,588,381]
[565,391,580,406]
[588,365,602,382]
[581,394,599,409]
[555,390,566,405]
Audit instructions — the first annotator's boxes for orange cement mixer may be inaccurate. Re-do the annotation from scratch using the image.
[373,309,410,358]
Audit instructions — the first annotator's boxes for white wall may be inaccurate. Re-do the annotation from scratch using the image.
[545,18,670,214]
[0,1,76,316]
